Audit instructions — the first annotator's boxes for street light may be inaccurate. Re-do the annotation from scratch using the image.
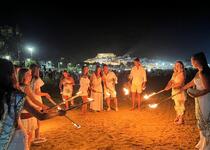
[4,55,11,60]
[27,47,34,59]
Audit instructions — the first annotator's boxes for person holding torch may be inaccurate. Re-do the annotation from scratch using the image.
[102,64,119,112]
[164,61,186,125]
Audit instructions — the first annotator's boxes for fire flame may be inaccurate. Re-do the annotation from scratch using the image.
[57,106,62,110]
[76,91,82,95]
[106,91,111,96]
[87,98,94,102]
[148,104,158,109]
[143,92,156,100]
[123,88,129,95]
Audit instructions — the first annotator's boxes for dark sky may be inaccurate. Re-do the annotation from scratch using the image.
[1,7,210,62]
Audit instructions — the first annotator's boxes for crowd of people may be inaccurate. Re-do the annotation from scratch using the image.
[0,52,210,150]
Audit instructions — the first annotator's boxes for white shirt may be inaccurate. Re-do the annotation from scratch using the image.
[129,66,147,85]
[103,71,117,89]
[31,78,44,103]
[79,76,90,95]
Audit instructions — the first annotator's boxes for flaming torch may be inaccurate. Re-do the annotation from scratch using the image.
[144,92,156,100]
[147,91,183,109]
[148,104,158,109]
[48,91,82,111]
[143,90,166,100]
[123,88,129,95]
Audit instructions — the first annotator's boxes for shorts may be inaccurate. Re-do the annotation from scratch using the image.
[131,83,143,94]
[104,88,117,99]
[21,117,38,132]
[62,89,73,98]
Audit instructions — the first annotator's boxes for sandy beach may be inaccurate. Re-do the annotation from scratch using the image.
[31,95,199,150]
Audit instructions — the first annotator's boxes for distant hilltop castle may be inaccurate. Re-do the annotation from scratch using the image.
[84,53,192,70]
[84,53,132,66]
[95,53,116,58]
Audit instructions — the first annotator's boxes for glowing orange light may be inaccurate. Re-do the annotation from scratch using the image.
[57,106,62,110]
[123,88,129,95]
[87,98,94,102]
[106,91,111,96]
[148,104,158,109]
[144,92,156,100]
[76,91,82,95]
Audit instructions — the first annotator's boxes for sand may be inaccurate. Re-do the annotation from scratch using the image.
[31,96,199,150]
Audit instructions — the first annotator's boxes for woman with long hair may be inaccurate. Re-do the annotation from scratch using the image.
[0,58,65,150]
[183,52,210,149]
[90,65,103,112]
[165,61,186,125]
[19,68,47,148]
[30,64,57,144]
[79,66,90,114]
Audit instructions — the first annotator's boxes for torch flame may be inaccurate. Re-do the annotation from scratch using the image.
[87,98,94,102]
[57,106,62,110]
[76,91,82,95]
[148,104,158,109]
[123,88,129,95]
[143,92,156,100]
[106,91,111,96]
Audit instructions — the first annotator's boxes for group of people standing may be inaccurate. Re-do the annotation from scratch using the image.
[0,52,210,150]
[59,64,119,114]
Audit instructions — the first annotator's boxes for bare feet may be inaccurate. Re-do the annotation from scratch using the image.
[174,116,183,125]
[176,118,183,125]
[174,116,179,123]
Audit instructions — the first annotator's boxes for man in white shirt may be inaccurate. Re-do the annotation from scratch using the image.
[129,58,147,111]
[102,65,119,111]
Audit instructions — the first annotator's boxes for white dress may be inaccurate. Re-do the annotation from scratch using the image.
[90,73,103,111]
[79,76,90,97]
[171,72,186,116]
[31,78,44,105]
[194,77,210,150]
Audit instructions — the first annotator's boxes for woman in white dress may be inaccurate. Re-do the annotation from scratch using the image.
[164,61,186,125]
[183,52,210,150]
[79,66,90,114]
[90,66,103,112]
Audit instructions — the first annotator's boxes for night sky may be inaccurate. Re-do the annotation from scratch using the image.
[1,7,210,63]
